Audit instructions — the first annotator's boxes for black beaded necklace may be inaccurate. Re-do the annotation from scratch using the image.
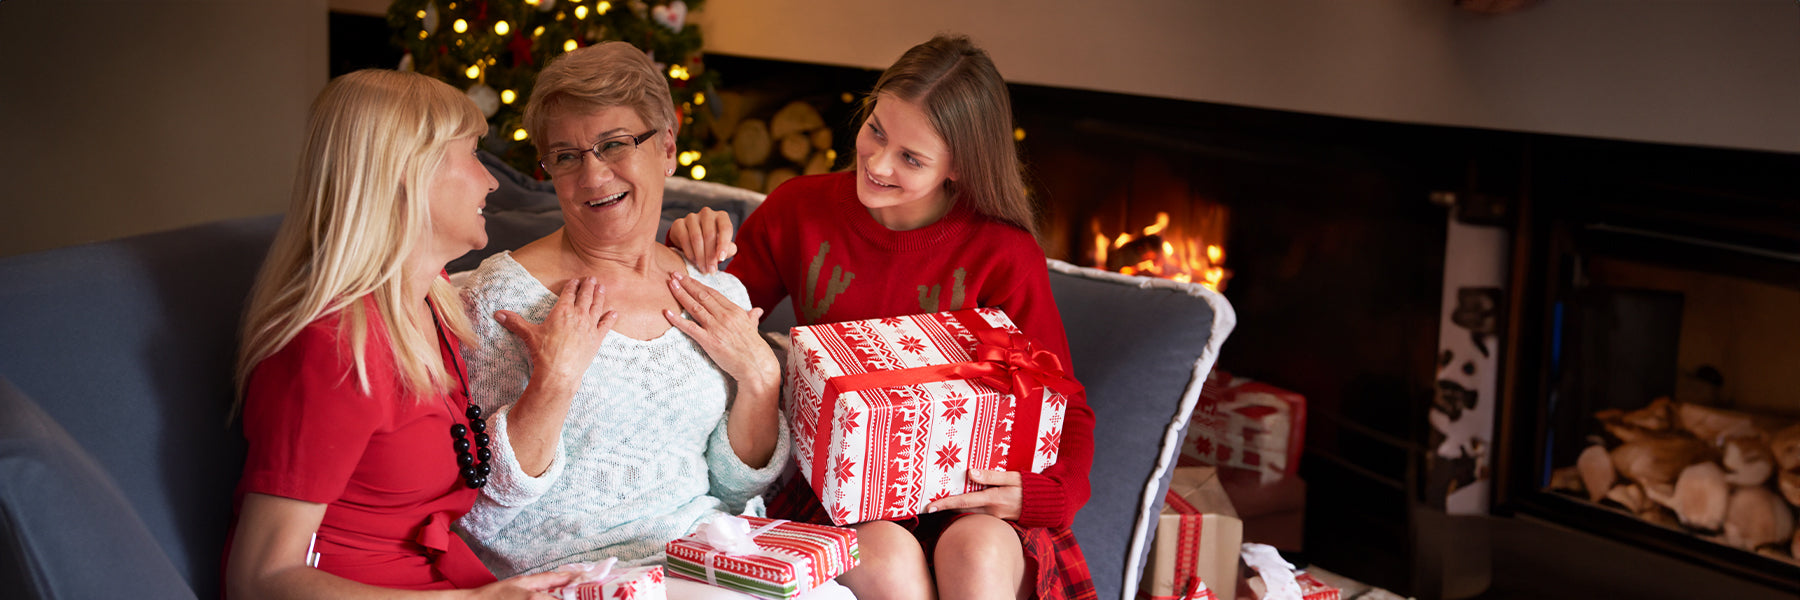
[428,300,489,489]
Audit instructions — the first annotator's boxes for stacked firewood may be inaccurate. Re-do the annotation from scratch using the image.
[709,91,839,194]
[1550,397,1800,563]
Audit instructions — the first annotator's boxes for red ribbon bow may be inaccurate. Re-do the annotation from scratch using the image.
[956,327,1084,403]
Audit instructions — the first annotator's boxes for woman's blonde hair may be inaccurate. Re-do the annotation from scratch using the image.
[523,41,679,153]
[863,34,1035,236]
[234,69,484,409]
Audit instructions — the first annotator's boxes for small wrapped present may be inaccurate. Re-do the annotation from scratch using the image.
[665,516,858,599]
[787,308,1079,525]
[1245,572,1340,600]
[552,559,665,600]
[1241,543,1340,600]
[1179,370,1306,484]
[1141,467,1242,600]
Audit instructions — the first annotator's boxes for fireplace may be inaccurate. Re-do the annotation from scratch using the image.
[1496,138,1800,592]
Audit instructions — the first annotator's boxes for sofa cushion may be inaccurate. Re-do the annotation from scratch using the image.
[0,377,193,599]
[0,216,279,598]
[1046,260,1235,600]
[479,150,559,213]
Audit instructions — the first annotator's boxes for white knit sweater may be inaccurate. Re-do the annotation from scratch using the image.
[454,252,789,577]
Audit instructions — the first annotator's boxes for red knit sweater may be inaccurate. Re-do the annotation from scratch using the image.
[728,171,1095,529]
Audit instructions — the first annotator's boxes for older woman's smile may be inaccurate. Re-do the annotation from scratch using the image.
[584,190,628,209]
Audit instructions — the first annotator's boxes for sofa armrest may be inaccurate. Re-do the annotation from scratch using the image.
[0,377,191,599]
[1049,260,1236,600]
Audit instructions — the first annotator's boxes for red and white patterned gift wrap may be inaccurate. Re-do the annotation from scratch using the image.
[554,563,665,600]
[1246,572,1340,600]
[786,308,1078,525]
[1178,370,1307,484]
[1292,572,1340,600]
[665,516,859,600]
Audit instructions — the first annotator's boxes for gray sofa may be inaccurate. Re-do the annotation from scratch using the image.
[0,158,1233,600]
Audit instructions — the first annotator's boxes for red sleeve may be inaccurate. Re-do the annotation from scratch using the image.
[727,185,792,316]
[986,236,1095,529]
[238,321,389,505]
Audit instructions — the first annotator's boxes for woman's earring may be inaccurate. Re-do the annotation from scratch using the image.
[666,168,675,176]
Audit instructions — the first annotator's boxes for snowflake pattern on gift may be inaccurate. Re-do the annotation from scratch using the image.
[1039,428,1062,459]
[613,581,636,599]
[833,459,857,485]
[941,397,969,422]
[804,348,824,370]
[934,441,963,471]
[838,406,861,438]
[898,335,927,354]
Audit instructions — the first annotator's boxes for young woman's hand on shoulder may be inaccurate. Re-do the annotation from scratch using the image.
[665,207,737,273]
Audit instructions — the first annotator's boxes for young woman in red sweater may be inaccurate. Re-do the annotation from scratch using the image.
[669,35,1097,600]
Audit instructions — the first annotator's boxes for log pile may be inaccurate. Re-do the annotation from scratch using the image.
[709,91,839,194]
[1549,397,1800,564]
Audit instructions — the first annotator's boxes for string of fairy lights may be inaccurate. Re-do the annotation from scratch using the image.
[386,0,729,183]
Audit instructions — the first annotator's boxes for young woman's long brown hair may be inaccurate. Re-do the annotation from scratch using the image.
[861,34,1035,237]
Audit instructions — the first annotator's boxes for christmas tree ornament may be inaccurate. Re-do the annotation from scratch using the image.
[467,84,501,118]
[423,2,441,33]
[532,0,556,11]
[398,52,415,72]
[651,0,687,32]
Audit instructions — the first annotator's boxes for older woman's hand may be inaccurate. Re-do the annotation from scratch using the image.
[662,272,779,392]
[664,272,782,468]
[494,276,617,476]
[495,276,616,394]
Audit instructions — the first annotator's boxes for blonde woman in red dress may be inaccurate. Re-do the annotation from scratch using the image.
[224,69,613,599]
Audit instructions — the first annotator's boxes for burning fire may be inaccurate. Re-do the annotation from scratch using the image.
[1092,212,1230,291]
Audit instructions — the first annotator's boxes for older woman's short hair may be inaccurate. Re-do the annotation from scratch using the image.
[524,42,679,149]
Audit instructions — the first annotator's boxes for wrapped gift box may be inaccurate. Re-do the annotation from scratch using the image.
[1246,572,1340,600]
[1141,467,1243,600]
[1179,370,1306,484]
[553,562,665,600]
[665,516,858,600]
[787,308,1076,525]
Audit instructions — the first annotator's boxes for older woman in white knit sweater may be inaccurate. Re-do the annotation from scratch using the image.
[454,43,834,599]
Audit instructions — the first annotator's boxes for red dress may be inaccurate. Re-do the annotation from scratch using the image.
[231,301,495,590]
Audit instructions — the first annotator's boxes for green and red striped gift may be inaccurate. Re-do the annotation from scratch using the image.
[665,516,858,599]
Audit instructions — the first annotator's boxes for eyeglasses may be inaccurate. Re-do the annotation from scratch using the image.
[538,129,659,176]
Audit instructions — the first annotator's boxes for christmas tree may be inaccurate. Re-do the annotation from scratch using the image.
[387,0,734,184]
